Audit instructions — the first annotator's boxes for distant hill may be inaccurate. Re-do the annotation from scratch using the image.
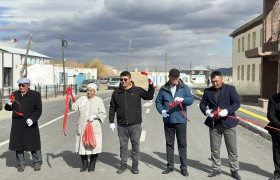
[214,68,232,76]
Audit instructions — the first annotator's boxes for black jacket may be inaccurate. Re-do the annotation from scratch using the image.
[5,89,42,151]
[109,82,155,125]
[266,93,280,138]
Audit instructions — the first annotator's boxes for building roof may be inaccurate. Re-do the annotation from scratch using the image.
[192,66,210,71]
[0,45,51,59]
[229,14,263,38]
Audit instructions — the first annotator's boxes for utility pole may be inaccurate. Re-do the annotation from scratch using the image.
[20,33,32,78]
[62,33,66,94]
[165,53,167,82]
[189,60,192,84]
[126,40,131,71]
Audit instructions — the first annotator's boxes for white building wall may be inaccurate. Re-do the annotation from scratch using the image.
[12,54,21,88]
[232,24,262,95]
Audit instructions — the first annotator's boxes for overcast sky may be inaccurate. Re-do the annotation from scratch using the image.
[0,0,262,71]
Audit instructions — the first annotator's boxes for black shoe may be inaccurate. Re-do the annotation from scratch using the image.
[162,167,174,174]
[231,171,241,180]
[131,164,139,174]
[80,155,88,172]
[269,174,280,180]
[181,168,189,176]
[208,170,221,177]
[88,154,98,172]
[117,164,127,174]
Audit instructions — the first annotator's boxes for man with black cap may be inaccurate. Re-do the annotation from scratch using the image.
[155,68,194,176]
[5,77,42,172]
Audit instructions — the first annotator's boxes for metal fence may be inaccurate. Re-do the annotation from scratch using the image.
[0,84,77,99]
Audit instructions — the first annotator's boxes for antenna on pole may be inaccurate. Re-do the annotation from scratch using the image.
[126,40,131,71]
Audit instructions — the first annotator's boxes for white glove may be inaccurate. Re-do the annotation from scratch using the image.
[205,109,214,118]
[218,109,228,117]
[26,118,33,127]
[88,115,97,122]
[161,110,169,118]
[174,97,184,102]
[110,123,116,131]
[6,99,12,106]
[147,75,153,85]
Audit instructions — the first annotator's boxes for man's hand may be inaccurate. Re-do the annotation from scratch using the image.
[110,123,116,131]
[161,110,169,118]
[205,109,214,118]
[218,109,228,117]
[6,99,12,106]
[147,75,153,85]
[174,97,184,102]
[26,118,33,127]
[88,115,97,122]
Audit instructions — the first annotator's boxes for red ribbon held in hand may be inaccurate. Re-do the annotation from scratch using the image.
[63,87,75,136]
[212,108,280,131]
[9,93,23,116]
[169,100,190,122]
[141,71,157,88]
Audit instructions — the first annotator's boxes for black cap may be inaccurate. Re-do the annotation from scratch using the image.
[169,68,180,77]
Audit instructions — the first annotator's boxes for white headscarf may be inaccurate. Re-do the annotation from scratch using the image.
[87,83,97,91]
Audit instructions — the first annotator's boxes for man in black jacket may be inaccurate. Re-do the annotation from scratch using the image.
[5,77,42,172]
[109,71,155,174]
[266,93,280,180]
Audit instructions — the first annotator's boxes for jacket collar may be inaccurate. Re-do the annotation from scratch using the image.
[162,79,184,93]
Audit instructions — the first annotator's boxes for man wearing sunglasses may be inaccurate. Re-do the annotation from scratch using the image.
[5,77,42,172]
[109,71,155,174]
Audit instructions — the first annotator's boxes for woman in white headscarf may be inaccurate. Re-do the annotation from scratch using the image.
[71,83,106,172]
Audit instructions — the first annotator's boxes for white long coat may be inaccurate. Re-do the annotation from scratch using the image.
[72,96,106,155]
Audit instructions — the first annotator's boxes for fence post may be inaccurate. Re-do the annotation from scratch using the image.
[46,85,48,99]
[8,87,11,95]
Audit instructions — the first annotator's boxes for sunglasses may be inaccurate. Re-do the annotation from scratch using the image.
[120,78,129,82]
[18,84,26,87]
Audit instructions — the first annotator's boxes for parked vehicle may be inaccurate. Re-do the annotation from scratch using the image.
[107,77,120,89]
[98,77,110,84]
[79,79,99,92]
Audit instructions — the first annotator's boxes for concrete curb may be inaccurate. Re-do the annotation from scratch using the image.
[238,118,271,141]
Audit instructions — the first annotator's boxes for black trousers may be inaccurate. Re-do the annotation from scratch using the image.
[164,123,187,169]
[272,134,280,175]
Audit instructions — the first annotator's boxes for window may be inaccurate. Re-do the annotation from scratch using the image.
[260,28,263,47]
[241,65,244,80]
[237,66,240,80]
[238,38,240,53]
[4,68,12,87]
[242,37,245,52]
[252,64,255,81]
[247,34,251,50]
[252,31,256,48]
[247,65,250,81]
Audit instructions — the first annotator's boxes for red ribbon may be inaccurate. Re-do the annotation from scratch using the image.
[141,71,157,88]
[63,87,75,136]
[9,93,23,116]
[169,100,190,122]
[212,108,280,131]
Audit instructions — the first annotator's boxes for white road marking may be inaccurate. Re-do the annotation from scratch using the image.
[0,97,111,147]
[140,130,146,142]
[146,109,150,113]
[143,102,153,107]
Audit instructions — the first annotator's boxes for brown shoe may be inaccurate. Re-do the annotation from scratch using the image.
[18,166,25,172]
[34,164,41,171]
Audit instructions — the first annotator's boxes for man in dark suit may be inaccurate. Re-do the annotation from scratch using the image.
[199,71,241,180]
[266,93,280,180]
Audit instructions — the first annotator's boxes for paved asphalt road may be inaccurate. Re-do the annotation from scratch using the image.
[0,89,274,180]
